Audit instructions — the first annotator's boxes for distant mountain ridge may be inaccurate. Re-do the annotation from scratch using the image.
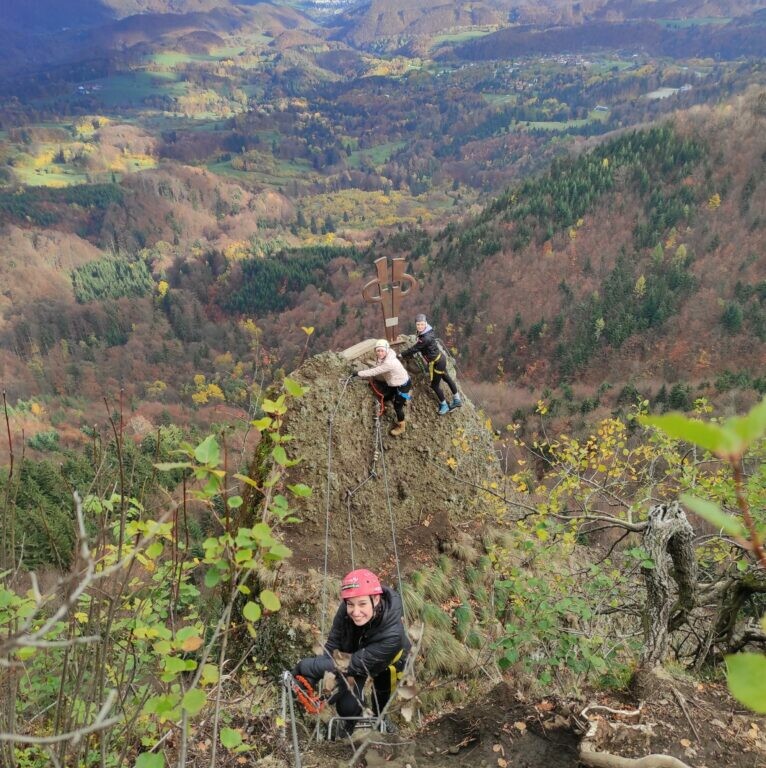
[0,1,315,76]
[451,12,766,60]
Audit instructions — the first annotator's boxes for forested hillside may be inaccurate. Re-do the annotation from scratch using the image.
[4,90,763,455]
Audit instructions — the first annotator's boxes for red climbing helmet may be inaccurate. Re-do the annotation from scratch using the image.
[340,569,383,599]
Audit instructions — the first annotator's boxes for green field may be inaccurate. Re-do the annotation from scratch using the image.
[482,93,519,106]
[347,141,407,169]
[208,155,315,186]
[431,28,497,47]
[519,119,588,131]
[658,17,730,29]
[87,72,189,108]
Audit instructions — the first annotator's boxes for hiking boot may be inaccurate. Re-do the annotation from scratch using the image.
[390,420,406,436]
[437,401,450,415]
[449,395,462,409]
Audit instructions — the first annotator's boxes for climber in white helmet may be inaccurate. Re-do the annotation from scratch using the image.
[353,339,411,436]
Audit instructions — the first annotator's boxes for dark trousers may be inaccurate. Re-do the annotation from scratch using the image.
[376,379,411,422]
[331,651,407,723]
[431,370,457,402]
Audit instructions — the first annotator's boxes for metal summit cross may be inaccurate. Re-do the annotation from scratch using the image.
[362,257,417,342]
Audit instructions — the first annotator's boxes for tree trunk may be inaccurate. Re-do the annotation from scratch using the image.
[640,502,697,667]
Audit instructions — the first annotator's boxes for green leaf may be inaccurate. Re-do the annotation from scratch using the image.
[143,694,179,717]
[260,589,281,612]
[234,473,260,489]
[204,567,221,588]
[679,493,747,538]
[200,663,219,685]
[176,626,198,643]
[135,753,165,768]
[725,397,766,451]
[251,522,272,544]
[267,543,292,561]
[641,413,738,456]
[194,435,220,466]
[220,728,243,749]
[181,687,206,716]
[243,601,262,622]
[251,417,272,431]
[227,495,243,509]
[272,445,288,466]
[153,462,191,472]
[163,657,188,675]
[726,653,766,713]
[287,483,312,498]
[283,377,307,397]
[146,540,163,560]
[262,397,287,415]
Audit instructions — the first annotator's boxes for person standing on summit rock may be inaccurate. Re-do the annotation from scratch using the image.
[354,339,412,436]
[400,313,461,415]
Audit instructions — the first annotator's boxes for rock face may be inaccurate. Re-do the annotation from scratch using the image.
[281,348,503,580]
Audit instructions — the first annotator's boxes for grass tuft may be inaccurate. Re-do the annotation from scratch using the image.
[454,602,475,640]
[421,627,475,676]
[421,601,452,631]
[424,566,451,603]
[401,582,425,616]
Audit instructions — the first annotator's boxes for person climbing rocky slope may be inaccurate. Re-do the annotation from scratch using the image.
[280,347,507,579]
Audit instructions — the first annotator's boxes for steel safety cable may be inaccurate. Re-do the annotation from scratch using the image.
[375,417,408,628]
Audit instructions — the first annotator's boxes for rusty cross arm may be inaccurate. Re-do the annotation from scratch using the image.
[361,256,417,342]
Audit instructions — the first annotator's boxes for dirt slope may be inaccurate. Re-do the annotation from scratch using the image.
[282,348,504,581]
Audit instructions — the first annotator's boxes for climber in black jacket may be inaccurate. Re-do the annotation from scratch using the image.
[400,313,462,415]
[293,569,410,734]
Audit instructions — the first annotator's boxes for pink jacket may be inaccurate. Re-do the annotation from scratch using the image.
[357,348,409,387]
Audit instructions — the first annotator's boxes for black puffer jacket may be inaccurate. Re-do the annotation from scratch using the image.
[296,587,410,680]
[400,328,441,362]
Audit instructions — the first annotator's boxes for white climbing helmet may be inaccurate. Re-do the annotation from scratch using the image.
[374,339,390,351]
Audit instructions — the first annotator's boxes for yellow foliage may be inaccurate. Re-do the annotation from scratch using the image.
[707,193,721,209]
[146,380,167,399]
[214,352,233,370]
[193,374,206,387]
[157,280,169,298]
[241,319,261,338]
[224,241,250,261]
[30,402,45,417]
[206,384,225,401]
[32,149,56,168]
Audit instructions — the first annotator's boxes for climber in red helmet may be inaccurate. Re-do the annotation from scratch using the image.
[292,568,410,736]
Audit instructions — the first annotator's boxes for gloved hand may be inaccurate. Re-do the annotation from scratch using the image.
[322,671,337,693]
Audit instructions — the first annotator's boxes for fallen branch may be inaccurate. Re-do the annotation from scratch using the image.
[580,741,693,768]
[579,717,692,768]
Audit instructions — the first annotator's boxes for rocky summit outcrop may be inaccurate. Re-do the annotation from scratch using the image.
[281,347,504,580]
